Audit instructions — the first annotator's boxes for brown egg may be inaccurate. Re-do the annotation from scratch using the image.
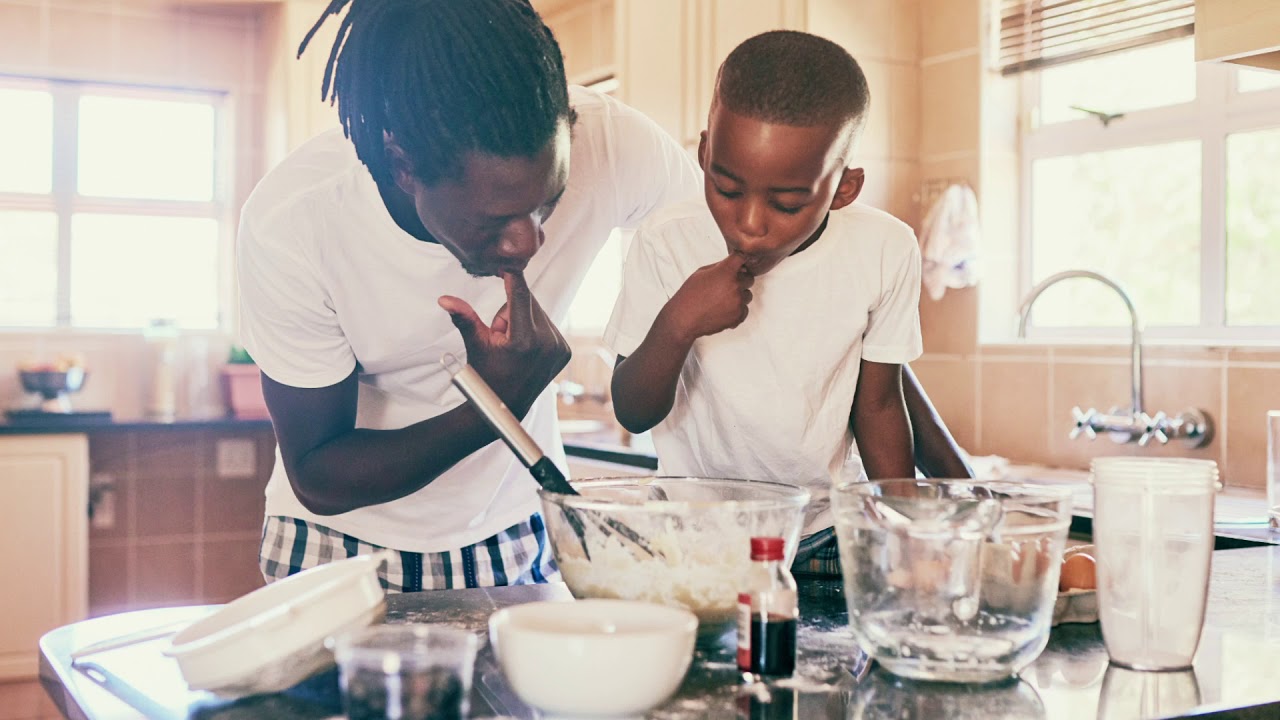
[1059,552,1097,592]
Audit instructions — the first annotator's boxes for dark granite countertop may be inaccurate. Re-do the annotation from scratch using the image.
[0,415,273,435]
[38,546,1280,719]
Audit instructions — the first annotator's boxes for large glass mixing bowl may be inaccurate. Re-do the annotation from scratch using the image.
[539,476,809,640]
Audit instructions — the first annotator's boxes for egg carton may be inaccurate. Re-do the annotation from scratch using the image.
[1052,544,1098,626]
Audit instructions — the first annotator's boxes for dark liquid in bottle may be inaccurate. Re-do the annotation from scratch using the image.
[749,615,797,678]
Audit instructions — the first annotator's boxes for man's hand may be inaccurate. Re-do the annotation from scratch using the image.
[659,253,754,343]
[438,271,571,418]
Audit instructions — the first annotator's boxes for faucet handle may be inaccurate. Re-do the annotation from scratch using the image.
[1138,411,1169,446]
[1070,406,1098,440]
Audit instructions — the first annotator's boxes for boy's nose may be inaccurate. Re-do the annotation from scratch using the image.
[736,199,768,240]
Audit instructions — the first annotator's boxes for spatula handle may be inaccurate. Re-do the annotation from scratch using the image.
[443,354,545,469]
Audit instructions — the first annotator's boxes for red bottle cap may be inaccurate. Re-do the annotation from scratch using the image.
[750,537,785,561]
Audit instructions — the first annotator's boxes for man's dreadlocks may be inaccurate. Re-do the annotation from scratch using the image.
[299,0,573,187]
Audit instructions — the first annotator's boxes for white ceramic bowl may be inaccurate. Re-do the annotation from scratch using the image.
[164,553,387,697]
[489,599,698,718]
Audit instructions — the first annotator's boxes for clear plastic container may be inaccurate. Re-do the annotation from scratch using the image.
[1096,665,1201,719]
[331,624,478,720]
[833,480,1072,683]
[1091,457,1218,671]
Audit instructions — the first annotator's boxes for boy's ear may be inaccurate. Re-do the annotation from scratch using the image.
[697,130,709,172]
[384,135,420,196]
[829,167,865,211]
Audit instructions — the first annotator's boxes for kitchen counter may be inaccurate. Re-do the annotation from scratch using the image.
[0,415,273,435]
[558,448,1280,547]
[38,546,1280,719]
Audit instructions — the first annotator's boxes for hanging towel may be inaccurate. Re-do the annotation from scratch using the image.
[919,183,981,301]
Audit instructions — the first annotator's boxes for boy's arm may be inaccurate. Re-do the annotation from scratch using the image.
[851,360,916,480]
[611,253,753,433]
[904,365,975,478]
[610,321,691,434]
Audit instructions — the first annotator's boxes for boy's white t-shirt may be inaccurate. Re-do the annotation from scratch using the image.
[603,200,923,535]
[237,87,701,553]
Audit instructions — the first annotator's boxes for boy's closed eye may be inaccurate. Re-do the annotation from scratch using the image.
[711,183,807,215]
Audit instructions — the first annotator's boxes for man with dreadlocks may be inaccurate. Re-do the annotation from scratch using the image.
[237,0,700,591]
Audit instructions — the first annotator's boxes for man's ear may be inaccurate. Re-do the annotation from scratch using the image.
[697,130,709,172]
[385,136,419,196]
[830,167,865,210]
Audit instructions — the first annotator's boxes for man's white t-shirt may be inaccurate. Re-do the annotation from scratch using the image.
[237,87,701,553]
[603,200,924,536]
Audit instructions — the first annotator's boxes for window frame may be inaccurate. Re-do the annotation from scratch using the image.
[0,74,231,332]
[1017,46,1280,343]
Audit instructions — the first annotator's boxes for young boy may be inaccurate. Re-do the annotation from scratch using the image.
[604,30,923,567]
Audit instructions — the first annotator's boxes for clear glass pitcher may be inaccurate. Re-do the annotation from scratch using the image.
[833,480,1073,683]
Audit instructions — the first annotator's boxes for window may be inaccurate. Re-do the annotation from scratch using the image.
[564,229,630,336]
[1019,38,1280,340]
[0,78,226,330]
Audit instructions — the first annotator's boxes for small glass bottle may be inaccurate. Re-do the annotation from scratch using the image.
[737,536,799,680]
[144,318,180,421]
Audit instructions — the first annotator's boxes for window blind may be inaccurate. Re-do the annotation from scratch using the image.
[997,0,1195,75]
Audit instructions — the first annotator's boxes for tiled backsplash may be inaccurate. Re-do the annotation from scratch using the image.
[87,426,275,617]
[911,341,1280,489]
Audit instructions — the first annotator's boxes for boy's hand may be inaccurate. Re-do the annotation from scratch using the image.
[439,271,571,418]
[661,253,754,343]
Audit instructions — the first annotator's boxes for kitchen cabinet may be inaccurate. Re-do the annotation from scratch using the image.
[0,434,88,680]
[616,0,807,150]
[542,0,617,85]
[261,0,343,164]
[1195,0,1280,72]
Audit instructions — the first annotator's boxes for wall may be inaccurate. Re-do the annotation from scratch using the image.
[911,0,1280,489]
[807,0,922,228]
[86,426,274,616]
[541,0,616,84]
[0,0,276,418]
[259,0,341,166]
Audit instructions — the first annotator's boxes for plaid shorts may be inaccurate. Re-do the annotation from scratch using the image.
[792,527,841,577]
[259,513,560,593]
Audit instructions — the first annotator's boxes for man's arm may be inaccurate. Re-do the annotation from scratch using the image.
[264,372,500,515]
[264,271,570,516]
[851,360,916,480]
[903,364,974,479]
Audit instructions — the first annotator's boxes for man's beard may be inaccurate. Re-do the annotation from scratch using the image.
[462,262,492,280]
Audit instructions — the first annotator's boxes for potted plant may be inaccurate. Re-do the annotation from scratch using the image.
[220,346,270,420]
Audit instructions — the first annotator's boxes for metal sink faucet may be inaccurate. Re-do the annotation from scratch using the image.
[1016,270,1213,448]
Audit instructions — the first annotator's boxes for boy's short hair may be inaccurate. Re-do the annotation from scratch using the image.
[713,30,870,144]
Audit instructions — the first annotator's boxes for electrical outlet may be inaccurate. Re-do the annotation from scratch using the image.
[89,473,116,530]
[216,438,257,479]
